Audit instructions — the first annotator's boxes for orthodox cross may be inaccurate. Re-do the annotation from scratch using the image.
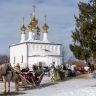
[44,15,47,21]
[23,16,24,24]
[32,5,36,12]
[30,14,32,19]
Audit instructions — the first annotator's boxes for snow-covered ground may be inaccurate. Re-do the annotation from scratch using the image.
[0,72,96,96]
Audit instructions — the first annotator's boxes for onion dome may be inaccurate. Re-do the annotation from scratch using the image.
[31,16,38,26]
[36,25,41,35]
[31,5,38,26]
[20,17,27,34]
[28,21,35,32]
[42,15,49,33]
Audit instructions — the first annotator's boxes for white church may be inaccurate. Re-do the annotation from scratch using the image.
[9,5,63,70]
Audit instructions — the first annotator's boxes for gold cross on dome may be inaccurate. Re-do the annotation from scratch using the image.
[22,16,24,24]
[32,5,36,12]
[30,14,32,19]
[44,15,47,21]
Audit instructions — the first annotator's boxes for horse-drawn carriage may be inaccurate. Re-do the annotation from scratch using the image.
[22,71,44,86]
[76,66,89,74]
[21,65,45,86]
[0,62,45,93]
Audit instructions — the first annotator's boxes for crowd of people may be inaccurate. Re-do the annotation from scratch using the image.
[14,61,95,82]
[48,61,95,81]
[15,63,44,81]
[50,62,77,80]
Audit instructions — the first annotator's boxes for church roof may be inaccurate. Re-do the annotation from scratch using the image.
[26,40,51,43]
[10,40,61,47]
[30,49,61,56]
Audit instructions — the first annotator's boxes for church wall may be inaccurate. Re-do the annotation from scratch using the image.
[10,43,27,67]
[28,43,62,56]
[10,43,63,68]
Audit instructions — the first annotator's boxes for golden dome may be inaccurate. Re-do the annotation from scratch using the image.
[42,22,49,33]
[28,21,35,31]
[37,25,41,32]
[20,24,27,34]
[20,17,26,34]
[42,15,49,33]
[31,16,38,26]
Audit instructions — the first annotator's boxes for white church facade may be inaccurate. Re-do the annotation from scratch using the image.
[9,6,63,70]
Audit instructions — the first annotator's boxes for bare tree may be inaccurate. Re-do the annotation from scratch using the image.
[68,55,77,63]
[0,54,10,64]
[62,46,68,64]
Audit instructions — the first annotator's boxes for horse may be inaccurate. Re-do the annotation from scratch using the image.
[49,68,56,82]
[0,62,21,93]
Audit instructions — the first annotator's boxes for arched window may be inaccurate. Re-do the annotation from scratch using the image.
[21,55,23,63]
[13,57,15,64]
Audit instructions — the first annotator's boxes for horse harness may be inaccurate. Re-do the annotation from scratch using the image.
[1,66,12,76]
[1,66,20,82]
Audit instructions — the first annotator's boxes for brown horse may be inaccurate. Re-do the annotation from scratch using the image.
[0,62,21,93]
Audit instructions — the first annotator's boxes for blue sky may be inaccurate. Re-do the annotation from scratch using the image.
[0,0,88,58]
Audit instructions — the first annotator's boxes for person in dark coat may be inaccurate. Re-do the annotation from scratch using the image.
[21,67,29,73]
[91,63,94,73]
[35,66,43,81]
[88,62,91,73]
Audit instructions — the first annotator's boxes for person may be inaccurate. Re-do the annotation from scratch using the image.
[43,67,46,73]
[51,62,55,69]
[63,65,67,70]
[71,63,76,76]
[67,62,72,76]
[64,64,69,77]
[15,63,20,69]
[50,63,56,71]
[55,65,61,81]
[91,63,94,73]
[88,62,91,73]
[34,66,43,81]
[21,67,29,73]
[14,62,21,74]
[59,65,65,79]
[33,65,37,73]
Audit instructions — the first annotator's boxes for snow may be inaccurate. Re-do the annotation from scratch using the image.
[0,72,96,96]
[11,40,54,47]
[31,77,96,96]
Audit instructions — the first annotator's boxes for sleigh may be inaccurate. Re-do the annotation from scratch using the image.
[22,71,44,86]
[76,66,86,73]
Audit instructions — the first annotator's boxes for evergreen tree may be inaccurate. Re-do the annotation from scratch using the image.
[69,0,96,62]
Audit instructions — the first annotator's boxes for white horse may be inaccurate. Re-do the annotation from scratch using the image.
[50,68,56,81]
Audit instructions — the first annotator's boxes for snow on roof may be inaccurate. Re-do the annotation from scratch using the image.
[25,40,52,44]
[10,40,61,47]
